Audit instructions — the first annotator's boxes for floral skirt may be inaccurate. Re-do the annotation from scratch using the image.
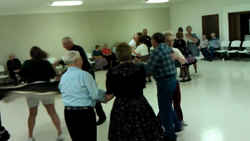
[109,96,164,141]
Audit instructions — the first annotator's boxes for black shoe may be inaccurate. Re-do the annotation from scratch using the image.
[96,116,106,126]
[175,127,183,133]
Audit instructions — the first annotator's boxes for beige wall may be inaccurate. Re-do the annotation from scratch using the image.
[88,8,170,46]
[169,0,250,40]
[0,8,170,65]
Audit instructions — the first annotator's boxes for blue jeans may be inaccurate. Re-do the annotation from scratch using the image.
[209,47,220,59]
[201,48,212,61]
[156,76,180,140]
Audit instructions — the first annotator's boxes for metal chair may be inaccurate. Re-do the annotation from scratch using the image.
[228,40,242,59]
[238,41,250,54]
[216,41,230,59]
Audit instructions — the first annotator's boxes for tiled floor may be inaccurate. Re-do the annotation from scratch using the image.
[1,60,250,141]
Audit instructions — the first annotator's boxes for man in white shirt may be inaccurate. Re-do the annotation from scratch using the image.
[129,33,139,49]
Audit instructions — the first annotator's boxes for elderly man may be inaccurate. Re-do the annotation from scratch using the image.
[6,54,22,84]
[61,37,106,125]
[59,51,105,141]
[141,28,152,50]
[146,33,182,141]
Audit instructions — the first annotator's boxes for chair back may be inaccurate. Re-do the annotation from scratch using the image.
[230,40,242,48]
[0,65,5,73]
[221,41,230,49]
[242,41,250,49]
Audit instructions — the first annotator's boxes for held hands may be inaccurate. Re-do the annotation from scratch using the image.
[102,94,114,103]
[14,69,20,73]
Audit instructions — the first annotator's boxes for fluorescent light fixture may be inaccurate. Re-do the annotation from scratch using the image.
[50,1,83,7]
[146,0,169,4]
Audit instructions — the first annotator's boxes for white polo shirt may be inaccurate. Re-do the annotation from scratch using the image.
[135,44,149,56]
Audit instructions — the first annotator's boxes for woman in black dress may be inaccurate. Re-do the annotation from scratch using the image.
[174,32,192,82]
[105,42,164,141]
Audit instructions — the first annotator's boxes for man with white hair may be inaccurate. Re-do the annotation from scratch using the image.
[62,37,92,75]
[61,37,106,125]
[59,51,105,141]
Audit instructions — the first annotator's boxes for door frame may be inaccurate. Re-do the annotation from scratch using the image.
[202,14,220,39]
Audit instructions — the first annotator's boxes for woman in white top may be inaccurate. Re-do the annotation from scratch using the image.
[164,32,187,128]
[133,33,151,82]
[133,33,149,58]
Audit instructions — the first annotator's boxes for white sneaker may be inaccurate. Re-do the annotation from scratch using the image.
[56,134,64,141]
[27,137,35,141]
[182,121,188,126]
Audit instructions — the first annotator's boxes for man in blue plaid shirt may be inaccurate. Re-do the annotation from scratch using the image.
[147,43,177,80]
[146,32,178,141]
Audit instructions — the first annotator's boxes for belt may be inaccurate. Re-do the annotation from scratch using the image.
[65,106,92,110]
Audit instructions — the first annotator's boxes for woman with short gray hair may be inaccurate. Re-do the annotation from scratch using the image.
[185,26,199,73]
[105,42,164,141]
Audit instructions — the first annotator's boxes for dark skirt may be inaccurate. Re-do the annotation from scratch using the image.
[0,81,60,100]
[109,96,164,141]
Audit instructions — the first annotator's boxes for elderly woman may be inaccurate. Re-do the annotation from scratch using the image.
[59,51,105,141]
[165,33,186,129]
[19,46,63,141]
[133,33,149,58]
[105,43,164,141]
[185,26,200,73]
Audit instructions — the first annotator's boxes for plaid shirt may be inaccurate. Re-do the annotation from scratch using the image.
[146,43,177,80]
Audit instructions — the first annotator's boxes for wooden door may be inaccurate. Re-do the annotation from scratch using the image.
[202,14,220,39]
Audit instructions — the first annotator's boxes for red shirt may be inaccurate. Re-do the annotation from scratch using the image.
[102,48,112,56]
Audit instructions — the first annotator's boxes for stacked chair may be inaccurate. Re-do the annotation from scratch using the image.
[216,40,250,60]
[216,41,230,59]
[238,41,250,57]
[228,40,242,58]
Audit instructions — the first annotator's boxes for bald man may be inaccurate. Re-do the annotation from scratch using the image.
[141,28,152,53]
[61,37,106,125]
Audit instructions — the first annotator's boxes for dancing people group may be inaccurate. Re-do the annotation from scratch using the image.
[1,26,203,141]
[59,31,190,141]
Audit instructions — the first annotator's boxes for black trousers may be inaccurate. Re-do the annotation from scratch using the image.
[65,108,97,141]
[88,69,106,120]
